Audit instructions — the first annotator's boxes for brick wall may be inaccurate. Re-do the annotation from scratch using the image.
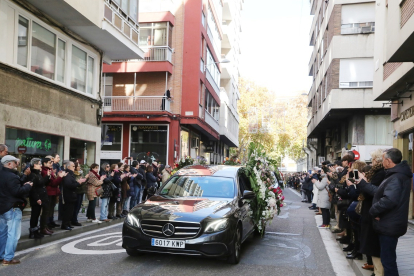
[383,62,403,80]
[401,0,414,28]
[326,59,340,96]
[327,5,342,50]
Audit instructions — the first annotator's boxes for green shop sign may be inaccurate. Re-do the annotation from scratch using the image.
[15,137,52,151]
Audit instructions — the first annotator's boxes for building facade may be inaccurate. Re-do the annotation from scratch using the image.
[0,0,144,168]
[101,0,242,166]
[372,0,414,218]
[304,0,392,169]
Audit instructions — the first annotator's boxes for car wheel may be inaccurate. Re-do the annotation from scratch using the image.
[227,226,241,264]
[126,249,143,256]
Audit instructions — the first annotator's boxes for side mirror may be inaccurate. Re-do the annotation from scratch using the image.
[242,190,255,200]
[239,190,255,207]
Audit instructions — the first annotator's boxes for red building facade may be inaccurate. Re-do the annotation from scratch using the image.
[101,0,239,166]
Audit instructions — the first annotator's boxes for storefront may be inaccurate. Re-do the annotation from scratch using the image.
[101,124,123,165]
[70,138,96,166]
[130,125,168,164]
[5,126,64,171]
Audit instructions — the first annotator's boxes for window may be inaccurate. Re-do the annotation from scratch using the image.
[365,115,392,145]
[57,39,65,83]
[31,22,56,80]
[87,57,94,94]
[130,125,168,164]
[113,0,139,22]
[341,3,375,34]
[207,4,221,57]
[339,58,374,88]
[206,47,220,87]
[14,13,98,96]
[139,22,170,47]
[17,16,29,67]
[205,90,219,121]
[71,45,87,92]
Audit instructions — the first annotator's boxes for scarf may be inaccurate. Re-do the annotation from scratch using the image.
[90,169,100,180]
[365,162,384,183]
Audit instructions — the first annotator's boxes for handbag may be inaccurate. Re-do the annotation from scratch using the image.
[355,194,365,215]
[347,201,361,223]
[337,198,351,209]
[325,187,332,202]
[95,187,104,196]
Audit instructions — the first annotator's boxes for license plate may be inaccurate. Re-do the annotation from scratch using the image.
[151,238,185,248]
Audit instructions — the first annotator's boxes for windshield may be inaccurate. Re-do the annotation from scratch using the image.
[159,176,235,198]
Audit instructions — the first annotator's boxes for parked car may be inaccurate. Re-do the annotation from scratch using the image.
[122,165,256,264]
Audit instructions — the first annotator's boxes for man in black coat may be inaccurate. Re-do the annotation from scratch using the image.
[357,148,412,276]
[61,162,85,230]
[0,155,33,265]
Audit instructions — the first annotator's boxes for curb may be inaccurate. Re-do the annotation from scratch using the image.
[16,220,124,252]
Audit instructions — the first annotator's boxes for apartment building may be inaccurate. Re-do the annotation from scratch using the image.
[0,0,144,168]
[304,0,392,169]
[101,0,242,166]
[373,0,414,218]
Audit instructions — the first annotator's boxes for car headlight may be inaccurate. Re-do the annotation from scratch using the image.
[204,219,229,233]
[126,214,141,228]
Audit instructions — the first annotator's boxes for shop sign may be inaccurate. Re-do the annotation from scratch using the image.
[205,146,214,152]
[400,105,414,121]
[15,137,52,151]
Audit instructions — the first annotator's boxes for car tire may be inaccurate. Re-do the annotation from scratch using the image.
[126,249,143,256]
[227,226,241,264]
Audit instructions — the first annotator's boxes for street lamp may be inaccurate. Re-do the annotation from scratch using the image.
[301,92,308,96]
[204,58,231,72]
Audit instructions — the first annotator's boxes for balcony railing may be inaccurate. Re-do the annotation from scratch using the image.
[341,22,375,35]
[339,81,373,88]
[205,111,220,133]
[141,46,172,62]
[104,0,140,45]
[103,96,171,112]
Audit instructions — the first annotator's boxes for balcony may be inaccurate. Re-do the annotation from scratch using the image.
[25,0,144,60]
[205,111,220,133]
[139,46,172,62]
[206,69,220,96]
[339,81,373,89]
[103,96,170,112]
[341,22,375,35]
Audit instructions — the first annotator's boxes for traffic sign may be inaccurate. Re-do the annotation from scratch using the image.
[352,150,360,160]
[18,146,27,154]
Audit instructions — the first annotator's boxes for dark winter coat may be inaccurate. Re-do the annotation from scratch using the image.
[358,167,385,257]
[0,167,32,214]
[146,172,158,189]
[99,168,113,199]
[110,171,122,200]
[359,161,412,237]
[139,166,147,188]
[28,169,50,204]
[62,170,80,204]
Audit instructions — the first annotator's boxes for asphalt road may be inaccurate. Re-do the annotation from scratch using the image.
[1,189,335,276]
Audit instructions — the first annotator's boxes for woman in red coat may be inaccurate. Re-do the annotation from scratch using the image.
[41,157,67,229]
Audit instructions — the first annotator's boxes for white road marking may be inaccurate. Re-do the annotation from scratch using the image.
[14,223,123,257]
[87,235,122,247]
[288,188,302,198]
[61,232,125,255]
[266,231,301,236]
[315,215,355,276]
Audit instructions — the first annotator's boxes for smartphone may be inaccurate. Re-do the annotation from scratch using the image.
[354,169,359,180]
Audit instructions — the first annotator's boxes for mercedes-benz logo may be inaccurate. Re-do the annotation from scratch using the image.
[162,223,175,237]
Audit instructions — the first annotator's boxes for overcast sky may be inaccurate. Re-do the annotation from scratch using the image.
[239,0,313,95]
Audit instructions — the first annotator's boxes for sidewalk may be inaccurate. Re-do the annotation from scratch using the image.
[320,217,414,276]
[17,206,123,252]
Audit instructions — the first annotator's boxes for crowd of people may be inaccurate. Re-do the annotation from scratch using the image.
[0,143,173,265]
[294,148,411,276]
